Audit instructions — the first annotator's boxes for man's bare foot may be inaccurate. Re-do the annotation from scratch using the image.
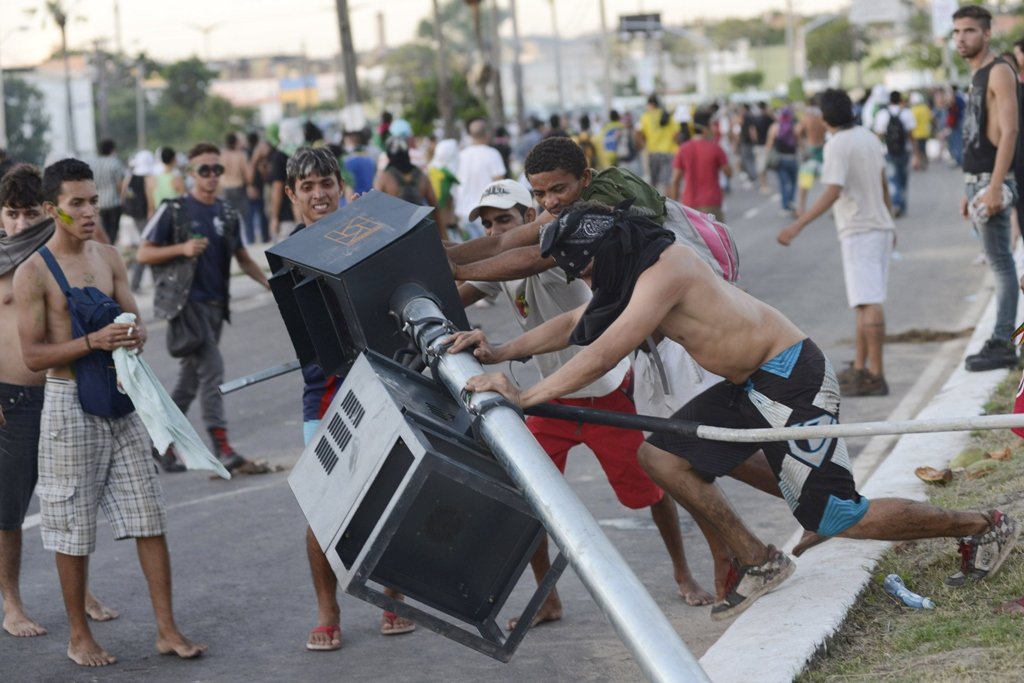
[156,633,207,659]
[67,638,117,667]
[506,596,562,631]
[677,577,715,606]
[713,555,737,600]
[3,609,47,637]
[85,593,119,622]
[793,530,831,557]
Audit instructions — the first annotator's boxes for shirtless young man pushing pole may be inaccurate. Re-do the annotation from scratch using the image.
[448,202,1018,620]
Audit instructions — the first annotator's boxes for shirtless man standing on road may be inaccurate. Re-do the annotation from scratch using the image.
[448,201,1018,620]
[14,159,205,666]
[796,96,828,216]
[0,165,117,638]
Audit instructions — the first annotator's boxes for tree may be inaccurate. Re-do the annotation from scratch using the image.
[2,76,50,164]
[729,70,764,91]
[405,73,486,136]
[707,17,785,48]
[805,17,859,72]
[160,58,216,112]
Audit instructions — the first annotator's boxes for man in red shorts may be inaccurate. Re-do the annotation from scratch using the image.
[457,179,713,630]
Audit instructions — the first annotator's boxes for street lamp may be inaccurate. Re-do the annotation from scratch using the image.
[0,25,29,150]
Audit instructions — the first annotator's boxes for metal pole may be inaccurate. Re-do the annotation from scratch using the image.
[524,402,1024,442]
[509,0,527,132]
[335,0,361,105]
[394,291,709,683]
[135,57,146,150]
[0,38,7,150]
[597,0,613,117]
[548,0,565,114]
[488,0,506,127]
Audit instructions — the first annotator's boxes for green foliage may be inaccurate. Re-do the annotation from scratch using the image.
[405,72,486,136]
[806,17,859,70]
[142,57,253,151]
[787,77,805,102]
[729,70,764,91]
[707,17,785,48]
[2,76,50,164]
[416,0,507,58]
[159,58,217,112]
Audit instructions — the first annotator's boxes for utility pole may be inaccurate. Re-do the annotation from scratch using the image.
[488,0,505,126]
[93,40,109,140]
[135,56,146,150]
[432,0,456,139]
[509,0,526,132]
[113,0,123,55]
[335,0,361,107]
[548,0,565,114]
[597,0,612,116]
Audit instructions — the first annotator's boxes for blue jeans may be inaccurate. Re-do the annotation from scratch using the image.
[967,177,1019,340]
[775,155,798,210]
[885,152,910,214]
[948,126,963,166]
[246,196,269,244]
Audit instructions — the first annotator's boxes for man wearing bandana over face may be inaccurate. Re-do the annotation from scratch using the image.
[447,202,1019,622]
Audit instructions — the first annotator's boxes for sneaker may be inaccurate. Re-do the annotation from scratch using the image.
[964,339,1018,372]
[710,545,795,621]
[208,427,248,471]
[152,445,186,473]
[845,371,889,397]
[836,363,865,391]
[945,510,1019,587]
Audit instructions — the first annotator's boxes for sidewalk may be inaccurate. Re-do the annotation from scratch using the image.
[700,280,1017,682]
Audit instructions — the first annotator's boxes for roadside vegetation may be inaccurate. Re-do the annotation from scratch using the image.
[798,370,1024,683]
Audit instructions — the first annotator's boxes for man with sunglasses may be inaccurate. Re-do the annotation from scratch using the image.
[138,142,270,472]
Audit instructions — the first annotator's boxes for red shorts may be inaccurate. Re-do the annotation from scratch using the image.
[526,377,663,510]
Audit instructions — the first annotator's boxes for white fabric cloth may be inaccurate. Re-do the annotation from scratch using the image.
[453,144,507,222]
[112,313,231,479]
[469,268,629,398]
[839,230,894,307]
[821,126,896,240]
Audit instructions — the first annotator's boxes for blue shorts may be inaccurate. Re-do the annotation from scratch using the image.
[647,339,869,536]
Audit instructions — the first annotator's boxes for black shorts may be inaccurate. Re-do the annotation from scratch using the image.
[647,339,869,536]
[0,383,44,530]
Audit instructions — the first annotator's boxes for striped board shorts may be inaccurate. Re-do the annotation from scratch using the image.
[36,378,166,556]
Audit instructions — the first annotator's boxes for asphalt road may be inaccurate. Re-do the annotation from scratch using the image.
[2,162,992,682]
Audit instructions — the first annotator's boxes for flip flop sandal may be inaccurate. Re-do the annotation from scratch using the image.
[380,611,415,635]
[306,624,342,651]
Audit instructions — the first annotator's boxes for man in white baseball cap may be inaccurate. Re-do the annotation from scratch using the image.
[467,179,534,232]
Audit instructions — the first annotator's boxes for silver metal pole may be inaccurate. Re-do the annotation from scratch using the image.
[697,412,1024,443]
[396,293,709,683]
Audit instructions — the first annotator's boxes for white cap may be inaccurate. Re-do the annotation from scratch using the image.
[468,179,534,221]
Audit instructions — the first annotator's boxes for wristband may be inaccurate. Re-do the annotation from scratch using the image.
[84,334,93,351]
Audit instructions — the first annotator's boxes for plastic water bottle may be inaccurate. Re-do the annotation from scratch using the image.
[883,574,935,609]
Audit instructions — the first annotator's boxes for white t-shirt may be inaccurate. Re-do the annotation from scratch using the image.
[454,144,507,221]
[821,126,896,240]
[469,268,629,399]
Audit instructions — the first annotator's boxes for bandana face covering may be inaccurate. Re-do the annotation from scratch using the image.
[540,208,617,279]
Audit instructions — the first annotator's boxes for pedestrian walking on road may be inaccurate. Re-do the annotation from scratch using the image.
[778,88,895,398]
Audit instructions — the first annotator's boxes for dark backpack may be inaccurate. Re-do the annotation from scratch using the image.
[386,167,427,205]
[885,111,907,156]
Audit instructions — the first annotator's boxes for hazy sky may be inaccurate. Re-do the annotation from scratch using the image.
[1,0,842,68]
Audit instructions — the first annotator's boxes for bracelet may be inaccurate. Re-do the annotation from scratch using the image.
[84,334,93,351]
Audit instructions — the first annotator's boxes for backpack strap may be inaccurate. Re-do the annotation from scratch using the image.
[38,246,73,297]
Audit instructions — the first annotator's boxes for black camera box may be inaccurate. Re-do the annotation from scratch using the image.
[267,191,468,376]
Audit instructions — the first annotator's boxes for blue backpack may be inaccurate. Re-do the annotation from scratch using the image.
[39,247,134,418]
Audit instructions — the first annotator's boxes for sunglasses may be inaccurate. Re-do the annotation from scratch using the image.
[193,163,225,178]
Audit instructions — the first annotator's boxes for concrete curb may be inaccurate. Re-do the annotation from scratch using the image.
[700,289,1013,682]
